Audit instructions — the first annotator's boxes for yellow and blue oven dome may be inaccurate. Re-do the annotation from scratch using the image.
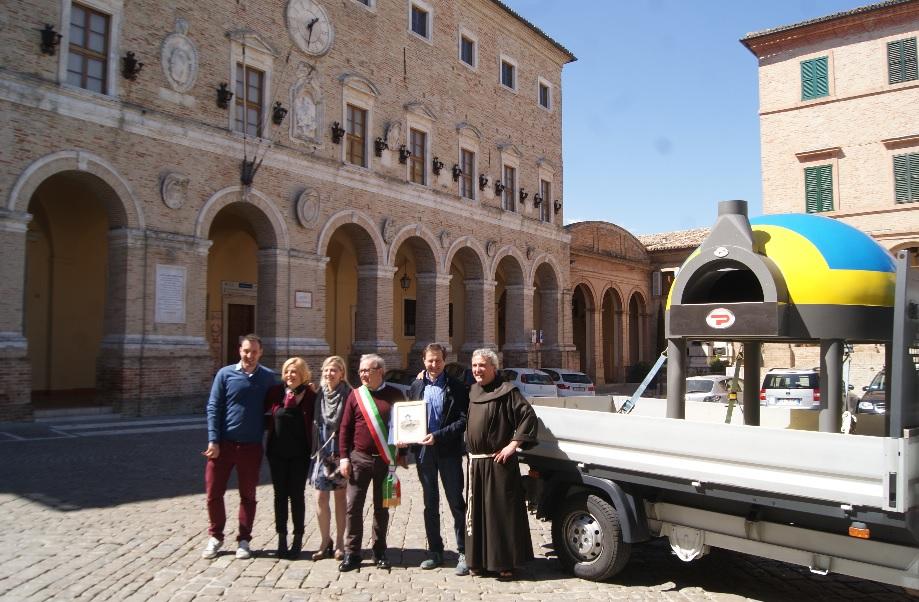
[667,203,895,342]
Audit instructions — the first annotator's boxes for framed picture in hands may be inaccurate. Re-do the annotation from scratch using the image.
[392,400,427,444]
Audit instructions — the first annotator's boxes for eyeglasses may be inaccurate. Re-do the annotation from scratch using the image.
[358,367,381,374]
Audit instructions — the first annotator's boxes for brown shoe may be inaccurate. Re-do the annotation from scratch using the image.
[311,542,333,561]
[334,548,345,561]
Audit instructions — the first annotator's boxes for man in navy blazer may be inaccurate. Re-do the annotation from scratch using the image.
[406,343,469,575]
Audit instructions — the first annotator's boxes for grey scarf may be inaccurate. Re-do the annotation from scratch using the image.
[319,381,350,434]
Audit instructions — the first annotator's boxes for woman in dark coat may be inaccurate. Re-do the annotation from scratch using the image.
[265,356,315,559]
[465,348,538,580]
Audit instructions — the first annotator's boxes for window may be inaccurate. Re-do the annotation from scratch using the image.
[67,3,110,93]
[804,165,833,212]
[346,104,367,167]
[538,80,551,109]
[460,35,475,67]
[460,148,475,199]
[410,3,429,39]
[410,128,426,185]
[501,59,516,90]
[503,165,516,211]
[894,152,919,204]
[800,56,828,100]
[235,64,264,137]
[403,299,416,337]
[540,179,551,222]
[888,37,918,85]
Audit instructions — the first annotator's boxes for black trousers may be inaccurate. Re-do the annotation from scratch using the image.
[267,455,309,534]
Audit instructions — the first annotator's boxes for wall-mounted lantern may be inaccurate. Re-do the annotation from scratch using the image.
[399,145,412,164]
[554,199,562,214]
[432,157,444,175]
[121,51,143,80]
[330,121,345,143]
[452,164,462,182]
[374,137,388,157]
[271,102,288,125]
[40,24,62,55]
[519,188,528,204]
[494,180,505,196]
[478,174,489,191]
[533,193,543,207]
[216,83,234,109]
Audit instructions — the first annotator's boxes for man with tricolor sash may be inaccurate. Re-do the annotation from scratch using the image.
[337,354,407,572]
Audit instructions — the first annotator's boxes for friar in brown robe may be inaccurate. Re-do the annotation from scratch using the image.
[465,349,538,578]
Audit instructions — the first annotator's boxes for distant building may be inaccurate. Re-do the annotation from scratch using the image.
[0,0,576,419]
[741,0,919,254]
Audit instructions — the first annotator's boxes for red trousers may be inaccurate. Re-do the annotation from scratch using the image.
[205,440,263,542]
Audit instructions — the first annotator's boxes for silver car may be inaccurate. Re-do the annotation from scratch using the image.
[760,369,819,409]
[685,375,741,403]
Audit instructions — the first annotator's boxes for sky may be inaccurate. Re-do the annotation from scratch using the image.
[500,0,874,235]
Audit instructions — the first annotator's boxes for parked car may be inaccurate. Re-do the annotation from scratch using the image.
[538,368,596,397]
[501,368,558,398]
[760,368,819,409]
[685,375,741,403]
[383,368,416,395]
[858,369,887,415]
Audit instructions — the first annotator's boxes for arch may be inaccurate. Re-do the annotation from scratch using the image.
[196,187,288,249]
[444,236,487,275]
[628,290,648,368]
[386,223,443,269]
[528,252,563,288]
[316,209,385,265]
[8,149,144,229]
[490,244,528,282]
[566,220,651,263]
[570,280,599,310]
[455,122,483,140]
[340,72,380,97]
[404,101,437,121]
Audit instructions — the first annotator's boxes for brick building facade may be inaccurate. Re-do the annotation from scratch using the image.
[0,0,576,419]
[742,0,919,253]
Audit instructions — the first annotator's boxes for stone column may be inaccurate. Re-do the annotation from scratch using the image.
[255,248,290,371]
[410,272,452,371]
[502,284,534,367]
[0,210,33,420]
[351,265,399,373]
[105,230,214,416]
[558,288,579,370]
[539,287,563,368]
[458,278,496,366]
[285,251,331,371]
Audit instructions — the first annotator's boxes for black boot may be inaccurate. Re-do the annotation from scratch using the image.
[277,533,288,557]
[288,534,303,559]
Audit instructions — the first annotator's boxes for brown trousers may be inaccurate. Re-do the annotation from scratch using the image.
[344,450,390,557]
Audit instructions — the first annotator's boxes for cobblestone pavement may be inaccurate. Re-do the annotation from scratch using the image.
[0,415,911,601]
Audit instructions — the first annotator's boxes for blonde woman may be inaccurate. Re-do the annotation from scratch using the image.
[265,357,316,559]
[309,355,352,560]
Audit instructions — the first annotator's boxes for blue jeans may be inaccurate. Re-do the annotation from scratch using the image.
[416,449,465,555]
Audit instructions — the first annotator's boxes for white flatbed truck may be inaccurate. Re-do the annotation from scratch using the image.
[519,205,919,589]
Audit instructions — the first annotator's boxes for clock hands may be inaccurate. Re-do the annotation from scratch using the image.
[306,16,319,47]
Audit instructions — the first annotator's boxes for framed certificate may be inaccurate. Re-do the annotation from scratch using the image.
[392,400,428,444]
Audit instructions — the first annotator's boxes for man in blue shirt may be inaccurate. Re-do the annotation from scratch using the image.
[406,343,470,575]
[201,334,276,560]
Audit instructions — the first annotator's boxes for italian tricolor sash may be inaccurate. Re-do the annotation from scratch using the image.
[355,385,401,507]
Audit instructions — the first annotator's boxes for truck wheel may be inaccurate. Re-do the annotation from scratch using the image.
[552,493,631,581]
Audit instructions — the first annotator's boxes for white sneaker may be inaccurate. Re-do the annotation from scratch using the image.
[235,539,252,560]
[201,537,222,559]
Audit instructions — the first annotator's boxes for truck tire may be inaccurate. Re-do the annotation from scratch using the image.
[552,493,631,581]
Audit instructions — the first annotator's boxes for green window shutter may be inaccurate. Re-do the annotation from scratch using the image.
[805,165,833,212]
[888,38,918,85]
[895,153,919,204]
[801,57,829,100]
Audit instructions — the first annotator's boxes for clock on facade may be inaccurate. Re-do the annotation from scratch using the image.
[287,0,334,57]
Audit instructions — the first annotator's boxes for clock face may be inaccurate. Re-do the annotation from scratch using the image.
[287,0,334,56]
